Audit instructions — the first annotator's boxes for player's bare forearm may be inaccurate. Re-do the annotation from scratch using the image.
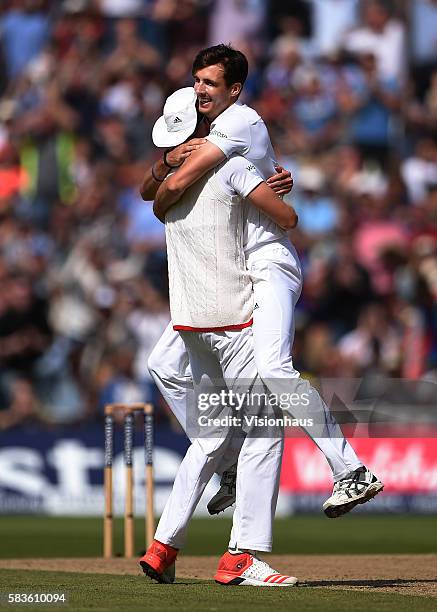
[140,138,207,202]
[247,182,298,230]
[155,141,226,209]
[140,158,169,200]
[153,182,175,222]
[266,165,293,196]
[153,173,184,213]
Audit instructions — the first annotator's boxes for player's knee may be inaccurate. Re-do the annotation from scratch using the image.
[255,354,299,382]
[147,348,181,387]
[254,354,275,381]
[147,349,162,379]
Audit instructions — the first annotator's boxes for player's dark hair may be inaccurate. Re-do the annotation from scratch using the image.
[192,44,248,88]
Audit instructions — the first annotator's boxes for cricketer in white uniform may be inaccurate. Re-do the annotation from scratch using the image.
[156,157,282,549]
[140,86,299,586]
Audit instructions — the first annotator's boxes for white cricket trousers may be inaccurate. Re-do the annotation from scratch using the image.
[148,238,362,481]
[154,328,283,552]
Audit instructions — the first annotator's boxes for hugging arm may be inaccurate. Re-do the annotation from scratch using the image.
[153,141,226,219]
[267,165,293,196]
[140,138,207,201]
[152,139,294,221]
[246,182,298,230]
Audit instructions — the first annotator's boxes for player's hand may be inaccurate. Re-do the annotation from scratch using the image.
[165,138,207,167]
[267,165,294,195]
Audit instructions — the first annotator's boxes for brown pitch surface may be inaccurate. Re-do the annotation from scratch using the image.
[0,555,436,597]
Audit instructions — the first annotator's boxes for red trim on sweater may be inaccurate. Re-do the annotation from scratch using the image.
[173,318,253,332]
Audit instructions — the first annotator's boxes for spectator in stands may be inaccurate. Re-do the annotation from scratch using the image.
[342,0,406,84]
[104,18,161,77]
[338,51,400,168]
[293,166,339,238]
[409,0,437,100]
[310,240,375,338]
[0,272,52,422]
[353,190,409,295]
[291,66,340,154]
[208,0,266,49]
[12,74,78,227]
[338,302,402,375]
[401,138,437,205]
[264,36,301,93]
[307,0,359,58]
[0,0,50,81]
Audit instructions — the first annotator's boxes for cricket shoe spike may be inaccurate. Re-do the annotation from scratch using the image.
[215,552,298,587]
[207,464,237,515]
[323,466,384,518]
[139,540,177,584]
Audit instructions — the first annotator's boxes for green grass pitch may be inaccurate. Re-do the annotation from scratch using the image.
[0,515,436,558]
[1,570,436,612]
[0,516,435,611]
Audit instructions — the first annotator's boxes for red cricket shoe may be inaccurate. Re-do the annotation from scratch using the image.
[139,540,178,584]
[214,551,298,587]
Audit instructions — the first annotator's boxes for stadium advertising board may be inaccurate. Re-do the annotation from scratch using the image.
[1,426,437,515]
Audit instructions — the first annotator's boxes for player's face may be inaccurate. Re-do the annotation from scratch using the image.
[193,64,241,121]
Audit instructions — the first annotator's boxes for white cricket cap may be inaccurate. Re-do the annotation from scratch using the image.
[152,87,198,148]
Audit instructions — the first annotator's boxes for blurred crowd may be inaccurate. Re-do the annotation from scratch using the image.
[0,0,436,430]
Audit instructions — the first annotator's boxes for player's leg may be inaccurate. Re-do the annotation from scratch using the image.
[247,241,383,516]
[152,331,235,547]
[147,321,193,431]
[148,322,242,473]
[140,331,237,582]
[211,240,382,518]
[247,240,363,479]
[210,329,283,553]
[211,329,297,587]
[142,327,293,585]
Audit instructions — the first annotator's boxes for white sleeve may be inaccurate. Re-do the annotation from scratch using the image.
[206,113,251,158]
[219,155,264,199]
